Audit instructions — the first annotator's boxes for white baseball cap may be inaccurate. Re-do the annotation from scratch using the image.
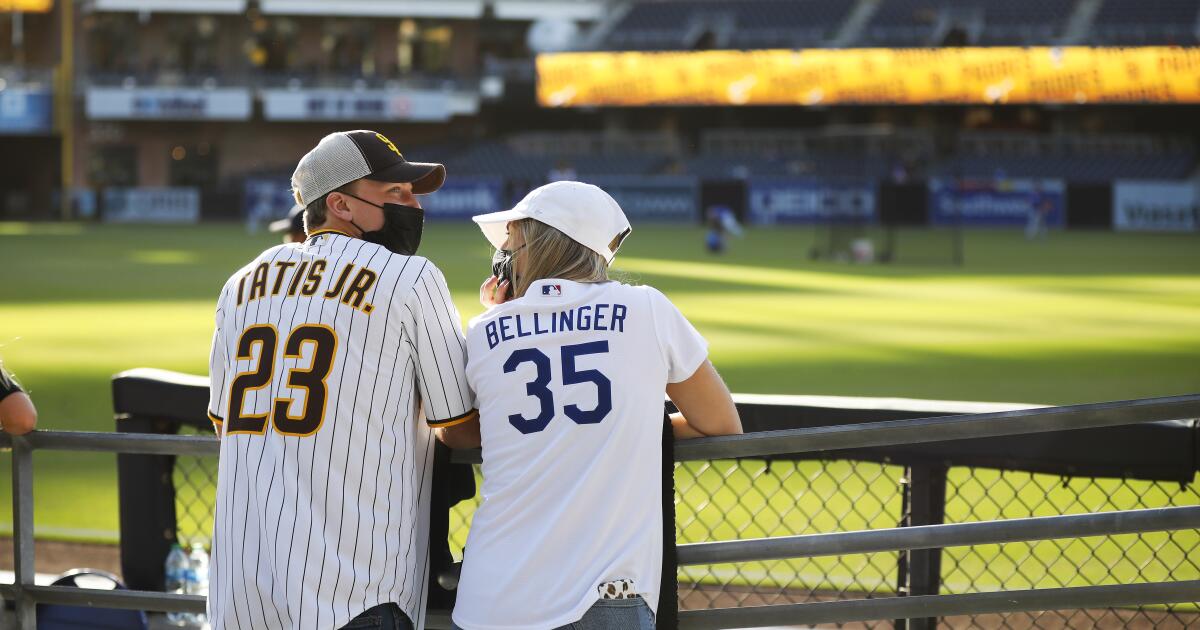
[473,181,632,264]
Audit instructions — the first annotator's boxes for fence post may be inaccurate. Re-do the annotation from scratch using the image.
[896,465,947,630]
[12,435,36,630]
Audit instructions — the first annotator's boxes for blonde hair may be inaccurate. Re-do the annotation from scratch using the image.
[511,219,610,298]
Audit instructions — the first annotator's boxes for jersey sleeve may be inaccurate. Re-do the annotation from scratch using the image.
[0,363,24,403]
[207,292,229,435]
[646,287,709,384]
[406,262,477,427]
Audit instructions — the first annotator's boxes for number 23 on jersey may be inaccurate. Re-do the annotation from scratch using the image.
[225,324,339,437]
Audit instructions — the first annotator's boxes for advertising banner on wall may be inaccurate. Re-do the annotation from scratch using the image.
[422,177,504,220]
[260,0,481,17]
[261,89,479,122]
[538,47,1200,107]
[94,0,245,12]
[86,88,252,120]
[103,188,201,223]
[928,178,1065,227]
[3,0,53,12]
[0,88,52,134]
[586,176,698,221]
[747,178,876,225]
[1113,180,1198,232]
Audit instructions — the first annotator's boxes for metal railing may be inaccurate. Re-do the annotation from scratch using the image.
[3,394,1200,629]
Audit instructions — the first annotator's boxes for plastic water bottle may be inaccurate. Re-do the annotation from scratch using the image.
[164,543,189,626]
[187,542,210,626]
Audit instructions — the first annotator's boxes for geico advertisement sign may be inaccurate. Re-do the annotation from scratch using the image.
[748,179,876,225]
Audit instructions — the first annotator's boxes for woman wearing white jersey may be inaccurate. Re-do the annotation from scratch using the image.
[452,181,743,630]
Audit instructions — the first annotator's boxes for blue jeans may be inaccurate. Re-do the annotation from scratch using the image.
[556,597,655,630]
[341,603,414,630]
[454,597,655,630]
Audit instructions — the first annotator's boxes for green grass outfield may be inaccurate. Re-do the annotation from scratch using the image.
[1,221,1198,595]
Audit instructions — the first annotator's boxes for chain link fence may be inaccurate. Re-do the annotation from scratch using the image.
[673,458,902,614]
[940,469,1200,629]
[451,459,1199,628]
[172,424,218,550]
[175,454,1200,628]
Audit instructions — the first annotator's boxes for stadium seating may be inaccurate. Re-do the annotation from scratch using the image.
[682,154,894,180]
[440,143,671,180]
[1090,0,1199,45]
[863,0,954,47]
[931,154,1196,182]
[942,131,1198,182]
[683,155,788,179]
[602,0,854,50]
[863,0,1075,47]
[432,129,1196,185]
[570,154,671,176]
[974,0,1074,45]
[599,0,1199,49]
[727,0,855,49]
[442,143,555,180]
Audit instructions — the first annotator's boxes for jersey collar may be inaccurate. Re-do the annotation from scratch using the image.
[525,278,590,299]
[307,228,354,241]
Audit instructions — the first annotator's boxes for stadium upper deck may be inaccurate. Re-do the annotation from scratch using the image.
[597,0,1199,49]
[2,0,1193,222]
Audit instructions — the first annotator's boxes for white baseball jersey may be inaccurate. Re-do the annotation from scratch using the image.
[453,279,708,630]
[206,230,475,630]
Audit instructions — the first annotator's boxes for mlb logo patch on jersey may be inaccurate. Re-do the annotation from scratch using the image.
[542,284,562,297]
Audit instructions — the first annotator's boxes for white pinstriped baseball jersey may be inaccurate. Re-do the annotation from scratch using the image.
[206,230,475,630]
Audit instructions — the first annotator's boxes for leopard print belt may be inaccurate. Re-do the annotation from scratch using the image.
[597,579,638,600]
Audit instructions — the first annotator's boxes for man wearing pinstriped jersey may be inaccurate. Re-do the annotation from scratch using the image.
[206,130,480,630]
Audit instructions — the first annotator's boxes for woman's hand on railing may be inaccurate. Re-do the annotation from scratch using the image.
[667,359,742,440]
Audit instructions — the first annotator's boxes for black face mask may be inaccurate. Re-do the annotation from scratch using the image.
[491,243,526,292]
[342,191,424,256]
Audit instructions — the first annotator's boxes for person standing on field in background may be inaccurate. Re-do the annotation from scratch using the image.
[269,202,307,244]
[451,181,742,630]
[1026,181,1053,240]
[206,130,478,630]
